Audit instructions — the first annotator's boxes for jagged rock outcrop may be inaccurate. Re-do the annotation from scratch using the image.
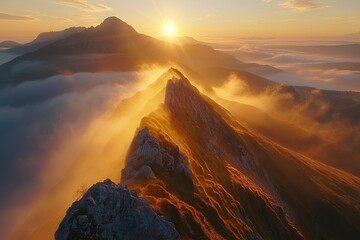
[121,127,194,201]
[55,179,180,240]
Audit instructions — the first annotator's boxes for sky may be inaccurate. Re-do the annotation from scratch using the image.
[0,0,360,42]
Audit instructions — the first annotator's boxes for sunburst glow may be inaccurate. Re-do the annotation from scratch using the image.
[163,21,177,37]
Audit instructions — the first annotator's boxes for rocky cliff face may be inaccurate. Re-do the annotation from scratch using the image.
[55,179,180,240]
[56,71,302,240]
[56,69,360,240]
[121,127,194,201]
[164,70,272,189]
[126,74,302,240]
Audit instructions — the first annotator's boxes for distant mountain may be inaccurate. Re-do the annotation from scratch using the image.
[0,17,168,85]
[0,41,21,48]
[56,69,360,239]
[0,17,279,86]
[6,27,86,55]
[160,36,202,45]
[273,85,360,124]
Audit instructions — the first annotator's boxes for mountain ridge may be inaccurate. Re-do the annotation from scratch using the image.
[8,67,359,239]
[0,41,21,48]
[57,69,359,239]
[56,70,307,239]
[6,27,86,55]
[0,17,278,88]
[136,71,360,239]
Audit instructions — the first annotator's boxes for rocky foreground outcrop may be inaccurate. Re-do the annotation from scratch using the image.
[55,179,180,240]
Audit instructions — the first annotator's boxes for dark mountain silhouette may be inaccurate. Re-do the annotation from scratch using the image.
[0,41,21,48]
[6,27,86,55]
[0,17,279,87]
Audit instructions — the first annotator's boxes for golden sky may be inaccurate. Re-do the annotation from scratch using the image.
[0,0,360,42]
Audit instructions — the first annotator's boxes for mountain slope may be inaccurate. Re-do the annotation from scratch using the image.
[0,17,166,85]
[144,71,360,239]
[6,27,85,55]
[119,76,302,240]
[0,41,21,48]
[0,17,275,87]
[0,18,149,83]
[57,69,360,239]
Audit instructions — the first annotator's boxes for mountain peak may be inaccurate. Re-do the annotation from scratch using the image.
[101,16,125,25]
[98,16,137,34]
[164,70,200,112]
[156,68,187,85]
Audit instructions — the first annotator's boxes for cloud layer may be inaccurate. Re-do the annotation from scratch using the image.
[281,0,322,10]
[214,38,360,91]
[0,12,35,20]
[54,0,111,12]
[0,69,159,239]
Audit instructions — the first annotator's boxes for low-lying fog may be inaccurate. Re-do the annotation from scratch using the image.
[201,37,360,91]
[0,50,18,65]
[0,68,165,239]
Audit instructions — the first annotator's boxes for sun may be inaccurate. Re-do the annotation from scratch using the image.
[163,21,177,37]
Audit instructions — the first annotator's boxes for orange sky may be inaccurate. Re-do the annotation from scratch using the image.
[1,0,360,42]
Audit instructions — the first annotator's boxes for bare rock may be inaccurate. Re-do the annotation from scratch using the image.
[55,179,180,240]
